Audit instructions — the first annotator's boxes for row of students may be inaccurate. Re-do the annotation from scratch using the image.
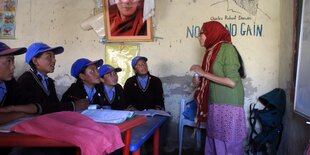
[62,56,165,111]
[0,42,165,125]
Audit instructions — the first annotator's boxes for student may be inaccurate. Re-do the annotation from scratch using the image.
[124,56,165,111]
[61,58,104,108]
[109,0,146,36]
[98,64,126,110]
[124,56,166,155]
[0,42,39,125]
[18,42,89,114]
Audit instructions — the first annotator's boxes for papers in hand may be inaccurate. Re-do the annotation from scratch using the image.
[81,109,134,124]
[134,109,171,117]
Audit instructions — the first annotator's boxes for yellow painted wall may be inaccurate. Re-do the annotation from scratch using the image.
[2,0,308,153]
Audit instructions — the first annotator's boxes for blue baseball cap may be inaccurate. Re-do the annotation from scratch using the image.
[131,56,147,68]
[71,58,103,78]
[26,42,64,64]
[98,64,122,77]
[0,42,26,56]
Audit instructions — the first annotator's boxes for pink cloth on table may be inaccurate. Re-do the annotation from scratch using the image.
[11,111,124,155]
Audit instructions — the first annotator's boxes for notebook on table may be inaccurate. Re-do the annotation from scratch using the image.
[0,117,34,133]
[81,109,134,124]
[134,109,171,117]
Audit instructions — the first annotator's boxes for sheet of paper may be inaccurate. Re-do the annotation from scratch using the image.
[0,117,34,133]
[81,109,134,124]
[134,109,171,117]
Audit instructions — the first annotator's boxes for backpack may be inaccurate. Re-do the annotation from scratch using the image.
[248,88,286,155]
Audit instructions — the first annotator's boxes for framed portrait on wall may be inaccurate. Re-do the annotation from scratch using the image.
[103,0,153,42]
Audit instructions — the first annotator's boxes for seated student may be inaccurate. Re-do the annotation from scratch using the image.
[0,42,39,125]
[61,58,104,107]
[124,56,165,111]
[98,64,126,110]
[18,42,89,114]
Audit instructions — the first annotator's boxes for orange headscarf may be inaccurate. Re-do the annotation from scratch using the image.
[194,21,231,123]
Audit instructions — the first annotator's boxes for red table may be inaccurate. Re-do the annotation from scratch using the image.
[0,116,146,155]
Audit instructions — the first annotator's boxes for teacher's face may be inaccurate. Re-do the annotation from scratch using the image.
[117,0,140,18]
[198,30,206,47]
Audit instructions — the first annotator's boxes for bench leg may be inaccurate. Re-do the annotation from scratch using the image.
[153,129,160,155]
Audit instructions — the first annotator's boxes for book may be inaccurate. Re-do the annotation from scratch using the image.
[81,109,134,124]
[134,109,171,117]
[0,117,34,133]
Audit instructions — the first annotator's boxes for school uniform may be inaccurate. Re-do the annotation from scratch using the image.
[61,81,104,107]
[0,42,29,107]
[0,78,37,108]
[124,73,165,111]
[101,83,126,110]
[18,70,75,114]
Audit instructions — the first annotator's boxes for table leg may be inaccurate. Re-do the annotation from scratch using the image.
[153,129,160,155]
[132,149,141,155]
[76,148,81,155]
[123,129,132,155]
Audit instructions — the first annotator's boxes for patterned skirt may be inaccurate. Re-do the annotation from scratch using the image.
[206,103,247,142]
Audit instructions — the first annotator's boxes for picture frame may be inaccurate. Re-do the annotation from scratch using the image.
[103,0,153,42]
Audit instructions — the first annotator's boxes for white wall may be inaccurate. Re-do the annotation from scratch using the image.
[3,0,306,152]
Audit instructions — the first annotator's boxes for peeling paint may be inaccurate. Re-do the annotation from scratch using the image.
[243,77,257,97]
[160,75,195,98]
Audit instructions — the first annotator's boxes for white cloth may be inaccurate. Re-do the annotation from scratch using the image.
[143,0,155,21]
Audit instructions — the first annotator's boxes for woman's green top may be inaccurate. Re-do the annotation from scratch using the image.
[208,43,244,106]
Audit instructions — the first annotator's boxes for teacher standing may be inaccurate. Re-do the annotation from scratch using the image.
[190,21,247,155]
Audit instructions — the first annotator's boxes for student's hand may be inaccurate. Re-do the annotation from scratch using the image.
[0,104,38,114]
[74,99,90,111]
[0,105,15,113]
[126,105,137,111]
[155,106,163,110]
[0,112,34,125]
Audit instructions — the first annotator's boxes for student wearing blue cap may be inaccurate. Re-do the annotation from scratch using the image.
[0,42,40,125]
[124,56,165,111]
[124,56,166,155]
[98,64,126,110]
[18,42,89,114]
[61,58,105,107]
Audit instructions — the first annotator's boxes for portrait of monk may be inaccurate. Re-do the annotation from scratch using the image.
[109,0,146,36]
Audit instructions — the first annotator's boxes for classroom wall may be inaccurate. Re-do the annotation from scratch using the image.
[2,0,308,153]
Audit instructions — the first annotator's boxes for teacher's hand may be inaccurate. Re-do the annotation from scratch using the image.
[190,65,204,75]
